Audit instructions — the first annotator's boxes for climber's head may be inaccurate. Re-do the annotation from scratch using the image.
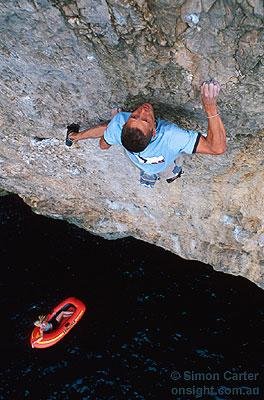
[121,103,156,152]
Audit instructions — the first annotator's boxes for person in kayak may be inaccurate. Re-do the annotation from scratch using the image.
[67,79,226,188]
[34,310,74,333]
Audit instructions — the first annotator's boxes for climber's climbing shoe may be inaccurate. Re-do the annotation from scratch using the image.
[166,165,183,183]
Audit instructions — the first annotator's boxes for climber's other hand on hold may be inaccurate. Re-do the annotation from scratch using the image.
[201,79,220,114]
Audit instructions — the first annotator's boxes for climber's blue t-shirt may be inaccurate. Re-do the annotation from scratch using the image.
[103,112,201,174]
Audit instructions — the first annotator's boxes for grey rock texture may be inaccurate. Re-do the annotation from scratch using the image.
[0,1,263,288]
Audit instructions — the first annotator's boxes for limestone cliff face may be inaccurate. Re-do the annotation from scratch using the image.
[0,1,263,288]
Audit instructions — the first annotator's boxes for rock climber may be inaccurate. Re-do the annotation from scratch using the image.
[67,79,226,188]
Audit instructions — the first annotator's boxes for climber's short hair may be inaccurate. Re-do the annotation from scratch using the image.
[121,124,152,153]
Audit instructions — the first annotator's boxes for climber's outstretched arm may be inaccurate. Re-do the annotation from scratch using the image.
[68,122,108,141]
[68,122,112,150]
[196,80,227,155]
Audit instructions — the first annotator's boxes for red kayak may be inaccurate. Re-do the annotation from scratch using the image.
[30,297,86,349]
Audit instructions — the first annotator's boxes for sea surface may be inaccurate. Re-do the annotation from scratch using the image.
[0,194,263,400]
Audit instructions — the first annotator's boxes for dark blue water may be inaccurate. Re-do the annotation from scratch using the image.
[0,194,263,400]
